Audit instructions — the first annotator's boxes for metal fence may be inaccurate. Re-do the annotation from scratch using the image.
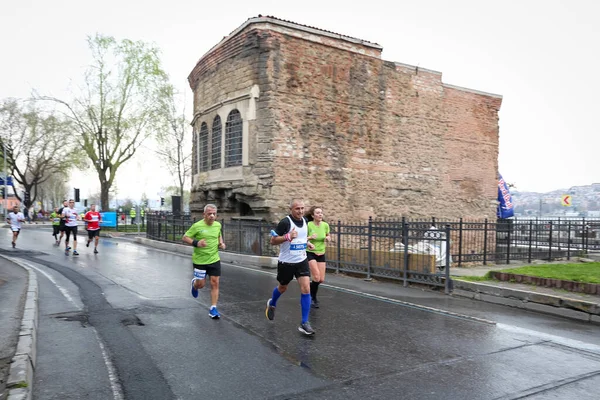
[146,213,452,292]
[146,213,600,291]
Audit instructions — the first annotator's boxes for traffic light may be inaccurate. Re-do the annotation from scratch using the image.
[74,188,80,202]
[160,197,165,206]
[84,199,88,207]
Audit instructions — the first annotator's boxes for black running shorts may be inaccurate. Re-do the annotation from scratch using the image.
[65,225,78,240]
[307,252,326,263]
[87,229,101,239]
[276,259,310,285]
[192,260,221,277]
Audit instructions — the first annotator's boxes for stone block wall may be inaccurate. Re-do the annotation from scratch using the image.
[188,17,502,223]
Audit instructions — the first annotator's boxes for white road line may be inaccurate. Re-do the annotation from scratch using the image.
[496,323,600,353]
[93,329,125,400]
[219,261,496,324]
[8,257,124,400]
[11,258,80,309]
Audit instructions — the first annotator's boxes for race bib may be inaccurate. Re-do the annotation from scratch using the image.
[289,242,307,256]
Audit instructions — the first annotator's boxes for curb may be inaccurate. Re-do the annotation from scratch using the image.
[452,279,600,324]
[2,256,38,400]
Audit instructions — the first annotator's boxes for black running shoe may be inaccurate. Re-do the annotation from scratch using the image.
[298,322,315,336]
[12,242,15,248]
[265,299,275,320]
[311,299,320,309]
[93,248,98,254]
[86,240,90,248]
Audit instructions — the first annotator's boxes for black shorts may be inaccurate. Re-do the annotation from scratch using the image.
[65,225,78,239]
[276,259,310,285]
[307,252,326,263]
[52,225,60,235]
[87,229,101,239]
[192,260,221,277]
[59,223,66,232]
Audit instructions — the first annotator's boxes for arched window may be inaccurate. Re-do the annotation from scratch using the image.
[199,122,209,172]
[191,129,198,175]
[211,116,222,170]
[225,110,243,167]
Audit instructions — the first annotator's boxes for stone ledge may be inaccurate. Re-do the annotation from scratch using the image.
[492,271,600,295]
[453,280,600,322]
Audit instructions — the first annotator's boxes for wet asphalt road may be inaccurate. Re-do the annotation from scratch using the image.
[3,227,600,400]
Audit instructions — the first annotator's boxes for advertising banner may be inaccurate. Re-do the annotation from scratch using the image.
[497,174,515,219]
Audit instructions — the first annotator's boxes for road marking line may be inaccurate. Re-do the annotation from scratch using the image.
[8,257,80,309]
[93,328,125,400]
[496,323,600,353]
[7,257,125,400]
[221,261,496,325]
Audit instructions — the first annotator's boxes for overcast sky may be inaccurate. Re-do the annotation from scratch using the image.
[1,0,598,200]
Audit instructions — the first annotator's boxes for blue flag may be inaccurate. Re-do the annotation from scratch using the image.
[497,174,514,219]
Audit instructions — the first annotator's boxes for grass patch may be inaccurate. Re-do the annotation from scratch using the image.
[498,263,600,284]
[453,272,496,282]
[10,381,28,388]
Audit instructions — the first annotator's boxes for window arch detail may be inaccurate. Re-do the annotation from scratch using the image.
[225,110,243,168]
[199,122,209,172]
[211,116,222,170]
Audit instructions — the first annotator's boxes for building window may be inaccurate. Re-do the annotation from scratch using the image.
[191,130,198,175]
[225,110,243,167]
[211,116,222,170]
[199,122,209,172]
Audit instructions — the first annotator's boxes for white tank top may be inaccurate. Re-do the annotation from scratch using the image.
[278,216,308,263]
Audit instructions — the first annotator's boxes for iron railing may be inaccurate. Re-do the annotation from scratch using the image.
[146,214,452,292]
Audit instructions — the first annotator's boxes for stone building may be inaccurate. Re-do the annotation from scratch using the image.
[187,16,502,223]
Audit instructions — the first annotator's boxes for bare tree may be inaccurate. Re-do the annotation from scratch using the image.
[0,98,78,209]
[40,34,170,210]
[155,84,191,198]
[36,171,69,210]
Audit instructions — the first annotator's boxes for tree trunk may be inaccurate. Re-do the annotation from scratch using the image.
[101,182,110,211]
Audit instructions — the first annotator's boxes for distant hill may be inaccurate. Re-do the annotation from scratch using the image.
[511,183,600,217]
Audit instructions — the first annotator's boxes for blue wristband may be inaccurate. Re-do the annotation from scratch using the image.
[270,230,278,237]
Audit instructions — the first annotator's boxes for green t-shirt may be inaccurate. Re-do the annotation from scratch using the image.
[185,220,222,265]
[307,221,330,254]
[50,212,60,226]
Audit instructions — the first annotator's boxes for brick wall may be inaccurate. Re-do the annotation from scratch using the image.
[188,19,502,223]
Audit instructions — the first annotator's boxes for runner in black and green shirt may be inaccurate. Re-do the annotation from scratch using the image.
[306,206,331,309]
[182,204,226,319]
[50,207,61,245]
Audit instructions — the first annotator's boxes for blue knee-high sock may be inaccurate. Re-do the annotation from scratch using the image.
[301,293,311,324]
[271,287,282,307]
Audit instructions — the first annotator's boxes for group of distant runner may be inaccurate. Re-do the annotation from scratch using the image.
[183,198,330,336]
[6,199,102,255]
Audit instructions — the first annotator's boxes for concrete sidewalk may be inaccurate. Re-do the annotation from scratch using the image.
[0,256,38,400]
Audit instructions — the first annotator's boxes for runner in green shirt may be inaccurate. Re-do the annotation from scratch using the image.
[306,206,331,309]
[182,204,226,319]
[50,207,61,245]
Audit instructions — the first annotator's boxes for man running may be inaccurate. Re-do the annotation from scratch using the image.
[57,200,68,246]
[50,207,61,245]
[265,198,316,336]
[182,204,226,319]
[6,205,25,248]
[62,199,80,255]
[84,204,102,254]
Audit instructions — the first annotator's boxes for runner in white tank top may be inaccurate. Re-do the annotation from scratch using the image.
[265,198,316,336]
